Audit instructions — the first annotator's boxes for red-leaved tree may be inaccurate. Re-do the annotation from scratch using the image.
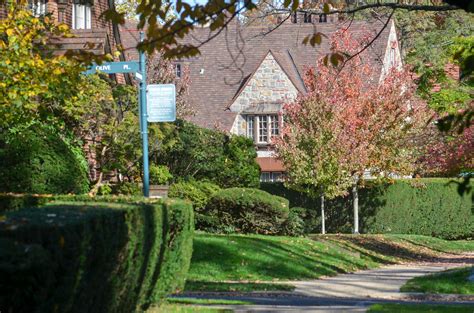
[275,29,431,234]
[418,123,474,176]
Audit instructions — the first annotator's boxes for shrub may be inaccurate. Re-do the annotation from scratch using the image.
[279,207,306,236]
[112,182,142,196]
[204,188,289,234]
[168,181,221,230]
[0,196,194,313]
[0,124,89,194]
[157,120,260,188]
[261,179,473,239]
[168,181,221,211]
[149,165,173,185]
[0,193,51,213]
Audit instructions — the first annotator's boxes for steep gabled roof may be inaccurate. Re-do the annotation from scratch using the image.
[227,49,304,110]
[120,19,391,131]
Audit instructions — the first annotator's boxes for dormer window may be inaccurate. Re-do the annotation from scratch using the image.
[292,12,297,23]
[72,3,92,29]
[29,0,46,17]
[304,13,312,23]
[175,63,182,78]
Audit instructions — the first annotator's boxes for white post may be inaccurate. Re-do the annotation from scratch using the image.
[321,193,326,234]
[353,183,359,234]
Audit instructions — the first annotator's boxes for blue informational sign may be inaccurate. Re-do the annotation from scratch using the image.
[84,61,140,75]
[147,84,176,123]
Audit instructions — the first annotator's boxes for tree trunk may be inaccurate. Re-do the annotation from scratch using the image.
[88,171,104,196]
[353,184,359,234]
[321,193,326,234]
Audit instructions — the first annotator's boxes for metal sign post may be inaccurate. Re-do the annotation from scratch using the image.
[138,31,150,197]
[83,32,150,197]
[83,31,174,198]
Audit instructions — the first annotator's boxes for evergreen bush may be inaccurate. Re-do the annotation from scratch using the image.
[0,196,194,313]
[0,125,89,194]
[261,179,473,239]
[204,188,289,234]
[158,120,260,188]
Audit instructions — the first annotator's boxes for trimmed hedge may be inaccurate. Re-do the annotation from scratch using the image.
[203,188,289,234]
[0,196,194,313]
[261,179,473,239]
[0,193,51,213]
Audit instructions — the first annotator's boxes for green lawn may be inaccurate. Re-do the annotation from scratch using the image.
[187,233,473,287]
[401,266,474,295]
[185,281,295,292]
[368,303,474,313]
[167,298,251,305]
[147,303,232,313]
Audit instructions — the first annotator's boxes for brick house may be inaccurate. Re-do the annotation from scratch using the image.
[121,16,402,182]
[1,0,125,61]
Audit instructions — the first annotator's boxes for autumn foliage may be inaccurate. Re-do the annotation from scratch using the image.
[275,29,431,198]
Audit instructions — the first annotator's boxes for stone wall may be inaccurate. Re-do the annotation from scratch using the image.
[230,52,298,136]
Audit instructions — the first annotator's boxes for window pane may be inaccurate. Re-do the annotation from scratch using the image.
[270,115,279,137]
[29,0,46,16]
[246,116,254,140]
[176,64,182,78]
[258,115,268,143]
[260,172,271,182]
[85,4,92,29]
[272,172,282,182]
[73,4,92,29]
[74,4,85,29]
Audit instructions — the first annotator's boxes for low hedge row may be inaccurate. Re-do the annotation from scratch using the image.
[0,196,194,313]
[202,188,290,234]
[261,179,473,239]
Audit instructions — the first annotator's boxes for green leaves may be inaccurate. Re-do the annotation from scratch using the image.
[0,6,85,129]
[302,32,325,47]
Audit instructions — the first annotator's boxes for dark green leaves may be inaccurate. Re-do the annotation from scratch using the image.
[302,32,325,47]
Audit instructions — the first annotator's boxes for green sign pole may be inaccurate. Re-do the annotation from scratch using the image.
[139,31,150,197]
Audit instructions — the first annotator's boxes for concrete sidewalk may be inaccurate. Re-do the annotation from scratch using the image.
[289,263,463,300]
[178,256,474,312]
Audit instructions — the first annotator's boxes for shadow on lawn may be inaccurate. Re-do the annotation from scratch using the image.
[184,280,295,292]
[191,235,395,281]
[320,235,441,263]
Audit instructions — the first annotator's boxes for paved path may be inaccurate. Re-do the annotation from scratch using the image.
[289,263,463,300]
[178,254,474,312]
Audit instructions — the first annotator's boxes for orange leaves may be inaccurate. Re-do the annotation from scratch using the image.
[275,29,431,197]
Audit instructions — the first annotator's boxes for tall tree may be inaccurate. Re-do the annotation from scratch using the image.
[275,30,430,234]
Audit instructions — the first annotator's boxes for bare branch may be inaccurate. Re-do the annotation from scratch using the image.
[276,3,460,15]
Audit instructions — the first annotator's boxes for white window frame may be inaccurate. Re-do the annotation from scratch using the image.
[270,115,279,137]
[260,172,283,182]
[257,115,268,144]
[29,0,47,17]
[72,3,92,30]
[390,48,396,67]
[260,172,271,182]
[244,114,280,144]
[245,115,254,140]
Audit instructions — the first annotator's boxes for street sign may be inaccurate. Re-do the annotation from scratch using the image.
[84,61,140,75]
[147,84,176,122]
